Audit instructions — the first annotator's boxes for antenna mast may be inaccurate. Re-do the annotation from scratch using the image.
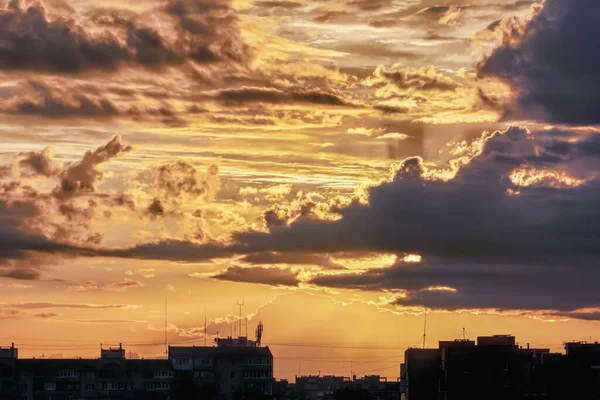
[255,321,263,347]
[164,297,168,355]
[204,305,207,347]
[237,299,244,338]
[422,308,428,349]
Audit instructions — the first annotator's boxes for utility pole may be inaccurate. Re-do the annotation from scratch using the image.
[422,308,428,349]
[164,297,168,355]
[237,299,244,338]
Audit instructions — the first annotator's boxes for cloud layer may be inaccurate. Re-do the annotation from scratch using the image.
[480,0,600,124]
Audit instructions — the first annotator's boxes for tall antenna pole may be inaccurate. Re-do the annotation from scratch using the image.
[462,327,466,339]
[422,308,428,349]
[204,305,207,347]
[237,299,244,338]
[165,297,168,355]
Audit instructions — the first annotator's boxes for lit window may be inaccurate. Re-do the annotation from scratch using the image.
[44,382,56,391]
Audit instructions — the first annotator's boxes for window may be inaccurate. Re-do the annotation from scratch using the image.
[146,382,171,391]
[19,383,27,391]
[57,369,80,379]
[154,370,174,378]
[85,384,95,391]
[101,382,109,390]
[44,382,56,391]
[175,357,191,365]
[108,382,125,391]
[194,371,213,379]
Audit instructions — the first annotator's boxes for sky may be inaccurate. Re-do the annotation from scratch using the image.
[0,0,599,381]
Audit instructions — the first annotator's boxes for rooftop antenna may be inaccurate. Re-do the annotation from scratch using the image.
[255,321,264,347]
[204,305,207,347]
[164,297,168,355]
[237,299,244,338]
[462,327,466,339]
[230,323,232,338]
[422,307,428,349]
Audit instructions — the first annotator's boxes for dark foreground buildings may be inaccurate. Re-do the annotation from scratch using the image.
[0,336,273,400]
[401,335,600,400]
[2,333,600,400]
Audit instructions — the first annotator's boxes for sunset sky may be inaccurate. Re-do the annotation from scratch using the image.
[1,0,599,380]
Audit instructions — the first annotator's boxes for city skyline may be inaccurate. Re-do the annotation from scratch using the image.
[1,0,599,383]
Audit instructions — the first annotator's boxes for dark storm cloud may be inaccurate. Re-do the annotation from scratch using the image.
[84,126,600,317]
[165,0,250,65]
[310,257,600,312]
[0,0,248,75]
[479,0,600,124]
[212,266,300,286]
[0,200,75,276]
[0,1,128,73]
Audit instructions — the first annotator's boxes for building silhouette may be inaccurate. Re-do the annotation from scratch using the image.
[2,333,600,400]
[400,336,600,400]
[0,336,273,400]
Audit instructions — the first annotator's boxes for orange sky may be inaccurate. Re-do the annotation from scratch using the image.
[0,0,599,381]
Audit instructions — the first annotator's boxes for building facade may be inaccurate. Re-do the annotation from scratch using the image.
[0,339,273,400]
[400,336,600,400]
[169,339,274,399]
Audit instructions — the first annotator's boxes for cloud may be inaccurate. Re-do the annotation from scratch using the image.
[479,0,600,124]
[6,302,136,309]
[164,0,250,66]
[5,86,120,119]
[376,133,410,140]
[0,199,77,278]
[35,313,58,318]
[241,252,347,270]
[137,268,155,279]
[155,161,220,204]
[54,136,131,198]
[0,1,130,74]
[13,147,55,177]
[101,126,600,316]
[212,266,300,286]
[0,309,21,320]
[0,0,249,74]
[164,283,175,292]
[365,65,458,92]
[209,86,351,107]
[102,278,145,292]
